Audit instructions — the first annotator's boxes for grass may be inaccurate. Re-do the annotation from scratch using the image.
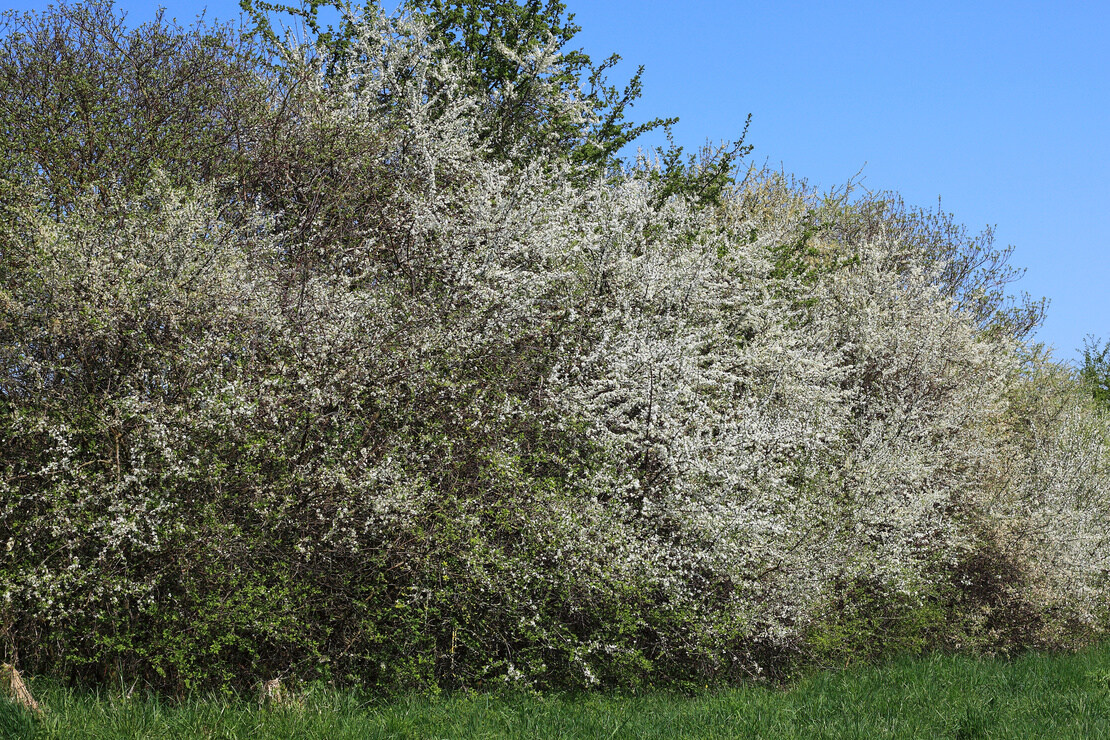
[3,642,1110,739]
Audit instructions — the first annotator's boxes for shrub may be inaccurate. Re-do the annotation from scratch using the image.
[1,1,1107,694]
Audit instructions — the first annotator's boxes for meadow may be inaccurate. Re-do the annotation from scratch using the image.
[4,642,1110,739]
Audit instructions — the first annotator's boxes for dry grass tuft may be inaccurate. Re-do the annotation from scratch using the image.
[1,663,43,715]
[259,677,302,710]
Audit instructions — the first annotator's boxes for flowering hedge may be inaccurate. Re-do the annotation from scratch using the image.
[1,4,1107,693]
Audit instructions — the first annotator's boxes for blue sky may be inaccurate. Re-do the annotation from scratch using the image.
[8,0,1108,362]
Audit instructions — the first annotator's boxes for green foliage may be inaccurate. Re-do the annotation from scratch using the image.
[647,117,753,208]
[803,575,951,669]
[240,0,679,170]
[1080,335,1110,411]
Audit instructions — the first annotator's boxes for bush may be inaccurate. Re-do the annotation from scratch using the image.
[1,1,1108,694]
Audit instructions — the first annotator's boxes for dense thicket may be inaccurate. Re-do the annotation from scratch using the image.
[1,1,1108,695]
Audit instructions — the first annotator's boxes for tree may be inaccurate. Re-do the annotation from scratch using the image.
[1080,335,1110,410]
[801,187,1046,342]
[0,2,274,218]
[240,0,679,169]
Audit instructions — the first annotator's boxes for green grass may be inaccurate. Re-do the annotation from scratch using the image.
[4,643,1110,739]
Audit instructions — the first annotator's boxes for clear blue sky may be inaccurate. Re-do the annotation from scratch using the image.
[8,0,1108,362]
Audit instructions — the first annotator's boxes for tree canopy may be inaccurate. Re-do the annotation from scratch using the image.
[1081,336,1110,411]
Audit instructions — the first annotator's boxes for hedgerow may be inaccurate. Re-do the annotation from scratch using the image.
[1,1,1107,694]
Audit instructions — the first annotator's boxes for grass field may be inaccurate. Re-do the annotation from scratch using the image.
[3,642,1109,739]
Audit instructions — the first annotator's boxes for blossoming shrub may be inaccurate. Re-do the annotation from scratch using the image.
[1,5,1108,693]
